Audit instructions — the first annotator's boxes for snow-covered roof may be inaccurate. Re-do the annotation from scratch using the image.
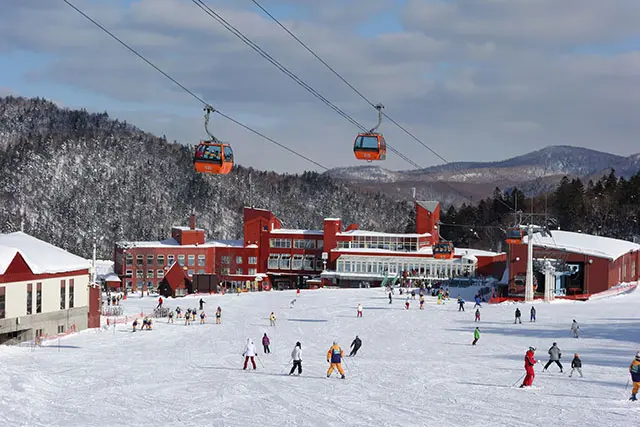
[333,246,502,257]
[525,230,640,260]
[246,244,259,248]
[0,231,90,275]
[95,260,114,277]
[172,226,205,232]
[416,201,439,212]
[324,218,341,221]
[102,273,122,282]
[117,238,244,249]
[270,228,324,236]
[337,230,431,238]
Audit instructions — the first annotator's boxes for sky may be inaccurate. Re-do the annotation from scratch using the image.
[1,0,640,174]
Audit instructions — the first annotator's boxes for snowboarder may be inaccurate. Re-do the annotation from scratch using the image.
[530,306,536,322]
[349,336,362,357]
[520,347,537,387]
[215,306,222,324]
[262,333,271,354]
[474,295,482,308]
[269,312,276,326]
[514,308,522,324]
[199,311,206,324]
[290,298,296,308]
[543,342,563,373]
[242,338,257,370]
[569,353,583,378]
[472,327,480,345]
[388,292,392,304]
[356,304,363,318]
[156,296,163,310]
[289,342,302,375]
[475,308,481,322]
[132,319,138,332]
[629,351,640,401]
[457,297,465,312]
[199,298,205,311]
[326,341,345,379]
[168,310,174,323]
[571,320,579,338]
[419,295,425,310]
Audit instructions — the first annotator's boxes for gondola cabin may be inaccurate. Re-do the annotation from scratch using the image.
[353,133,386,161]
[194,141,233,175]
[505,228,524,245]
[433,242,454,259]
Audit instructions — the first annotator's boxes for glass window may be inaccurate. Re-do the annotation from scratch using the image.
[279,255,291,270]
[303,255,314,270]
[126,253,133,266]
[221,267,230,275]
[236,256,243,264]
[147,255,154,265]
[236,268,243,275]
[168,255,175,265]
[197,269,205,274]
[36,283,42,313]
[188,269,195,276]
[136,270,143,279]
[157,269,165,278]
[223,146,234,162]
[269,238,291,248]
[248,256,257,265]
[198,254,205,266]
[248,268,257,275]
[125,269,132,277]
[354,134,380,150]
[188,255,195,266]
[292,255,303,270]
[268,254,279,269]
[136,254,143,265]
[27,283,33,315]
[157,255,165,266]
[0,287,5,319]
[147,270,154,278]
[178,255,185,266]
[60,280,66,310]
[316,240,324,249]
[69,279,74,309]
[221,256,231,264]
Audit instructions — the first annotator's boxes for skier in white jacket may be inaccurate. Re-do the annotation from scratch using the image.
[289,342,302,375]
[243,338,257,370]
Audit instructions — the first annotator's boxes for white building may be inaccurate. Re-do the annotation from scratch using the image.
[0,232,92,344]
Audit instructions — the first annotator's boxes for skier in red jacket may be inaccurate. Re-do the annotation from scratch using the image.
[520,347,537,388]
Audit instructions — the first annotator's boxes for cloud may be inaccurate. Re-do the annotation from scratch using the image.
[0,0,639,173]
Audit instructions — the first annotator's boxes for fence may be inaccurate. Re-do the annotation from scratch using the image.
[101,306,123,316]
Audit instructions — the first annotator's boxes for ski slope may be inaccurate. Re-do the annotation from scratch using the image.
[1,287,639,426]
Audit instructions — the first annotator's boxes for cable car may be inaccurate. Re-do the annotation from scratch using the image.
[433,241,454,259]
[505,227,524,245]
[354,103,386,161]
[193,105,234,175]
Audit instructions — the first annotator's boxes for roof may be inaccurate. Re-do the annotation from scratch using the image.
[524,230,640,260]
[172,226,205,232]
[333,246,502,257]
[416,201,440,212]
[0,231,90,275]
[95,260,114,277]
[117,238,244,249]
[270,228,324,236]
[102,273,122,282]
[337,230,431,238]
[324,218,341,221]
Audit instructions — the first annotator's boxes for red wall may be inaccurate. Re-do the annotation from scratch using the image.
[415,202,440,244]
[88,285,101,328]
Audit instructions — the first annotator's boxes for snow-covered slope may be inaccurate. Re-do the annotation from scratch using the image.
[1,288,639,426]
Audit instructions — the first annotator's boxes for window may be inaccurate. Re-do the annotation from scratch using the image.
[27,283,33,315]
[125,253,133,266]
[147,270,154,278]
[0,287,5,319]
[236,268,243,275]
[60,280,66,310]
[147,255,154,265]
[269,238,291,248]
[294,239,316,249]
[197,269,205,275]
[198,254,205,267]
[136,270,143,279]
[292,255,303,270]
[221,256,231,264]
[188,255,195,266]
[303,255,315,270]
[157,269,164,279]
[57,325,65,334]
[316,240,324,249]
[221,267,230,275]
[268,254,279,269]
[188,269,195,276]
[125,269,132,277]
[178,255,185,266]
[248,268,257,275]
[136,254,143,265]
[248,256,257,265]
[167,255,175,265]
[157,255,165,266]
[36,283,42,313]
[35,329,43,338]
[69,279,74,309]
[236,256,243,264]
[279,254,291,270]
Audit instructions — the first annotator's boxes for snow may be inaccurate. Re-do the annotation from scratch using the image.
[94,260,114,277]
[0,231,89,274]
[270,229,324,235]
[1,288,639,426]
[172,226,205,231]
[337,230,431,238]
[118,237,244,248]
[334,246,502,256]
[525,230,640,260]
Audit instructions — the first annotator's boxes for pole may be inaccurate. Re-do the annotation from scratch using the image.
[249,172,253,208]
[525,224,534,303]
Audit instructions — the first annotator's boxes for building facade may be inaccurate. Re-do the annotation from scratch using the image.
[0,232,97,345]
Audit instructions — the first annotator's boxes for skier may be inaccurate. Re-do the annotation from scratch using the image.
[405,296,410,310]
[349,336,362,357]
[290,298,296,308]
[388,291,392,304]
[543,342,564,373]
[629,351,640,401]
[326,341,345,379]
[176,307,182,318]
[530,306,536,322]
[356,303,363,318]
[520,347,537,388]
[132,318,138,332]
[242,338,257,370]
[269,312,276,326]
[571,320,579,338]
[262,333,271,354]
[472,327,480,346]
[199,298,205,311]
[419,294,425,310]
[215,306,222,324]
[457,296,465,312]
[411,290,416,300]
[475,308,480,322]
[199,311,206,324]
[289,342,302,375]
[514,308,522,324]
[168,310,174,323]
[185,310,191,325]
[156,296,163,310]
[437,291,443,305]
[296,288,301,296]
[473,295,482,308]
[569,353,583,378]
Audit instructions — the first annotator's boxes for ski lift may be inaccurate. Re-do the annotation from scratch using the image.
[505,227,524,245]
[354,103,386,161]
[433,241,454,259]
[193,105,234,175]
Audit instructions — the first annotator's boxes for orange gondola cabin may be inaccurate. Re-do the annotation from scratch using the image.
[433,241,454,259]
[505,227,524,245]
[353,133,387,161]
[194,141,234,175]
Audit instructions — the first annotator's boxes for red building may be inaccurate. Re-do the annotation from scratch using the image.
[507,230,640,298]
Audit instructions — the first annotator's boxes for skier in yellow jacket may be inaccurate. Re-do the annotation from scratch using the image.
[327,341,346,379]
[630,351,640,401]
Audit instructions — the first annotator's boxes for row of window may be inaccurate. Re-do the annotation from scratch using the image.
[336,257,475,278]
[126,253,258,267]
[0,280,74,320]
[125,267,260,279]
[59,279,75,310]
[270,239,323,249]
[267,254,321,271]
[337,237,419,252]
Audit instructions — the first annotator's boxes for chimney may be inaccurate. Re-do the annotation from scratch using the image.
[189,213,196,230]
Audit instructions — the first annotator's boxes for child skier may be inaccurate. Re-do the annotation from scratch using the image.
[571,320,580,338]
[327,341,345,379]
[530,306,536,322]
[168,310,174,323]
[569,353,583,378]
[475,308,480,322]
[473,295,482,308]
[242,338,257,370]
[269,312,276,326]
[262,333,271,354]
[215,306,222,324]
[405,297,410,310]
[520,347,537,388]
[176,307,182,318]
[185,311,191,325]
[472,327,480,345]
[515,308,522,324]
[629,351,640,401]
[132,319,138,332]
[356,304,363,318]
[199,311,206,324]
[419,295,425,310]
[457,296,465,312]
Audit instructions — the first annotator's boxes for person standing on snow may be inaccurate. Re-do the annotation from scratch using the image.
[349,336,362,357]
[356,304,363,318]
[530,306,536,322]
[472,327,480,345]
[327,341,345,379]
[215,306,222,324]
[290,299,296,308]
[543,342,563,373]
[262,333,271,354]
[514,308,522,324]
[419,294,425,310]
[571,320,579,338]
[405,296,410,310]
[475,308,481,322]
[269,312,276,326]
[520,347,537,388]
[569,353,583,378]
[457,296,465,312]
[199,298,205,311]
[388,291,392,304]
[289,342,302,375]
[629,351,640,401]
[156,296,163,310]
[243,338,257,370]
[474,295,482,308]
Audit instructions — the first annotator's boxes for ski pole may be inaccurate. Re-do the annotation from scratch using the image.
[623,379,630,397]
[256,356,265,369]
[511,373,525,387]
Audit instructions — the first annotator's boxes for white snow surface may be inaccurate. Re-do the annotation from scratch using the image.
[1,288,639,426]
[525,230,640,260]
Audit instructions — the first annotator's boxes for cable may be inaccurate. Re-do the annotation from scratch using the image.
[62,0,329,171]
[191,0,426,170]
